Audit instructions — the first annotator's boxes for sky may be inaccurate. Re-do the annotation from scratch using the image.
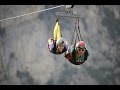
[0,5,120,85]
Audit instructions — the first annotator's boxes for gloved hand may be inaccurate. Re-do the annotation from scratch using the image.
[48,38,54,45]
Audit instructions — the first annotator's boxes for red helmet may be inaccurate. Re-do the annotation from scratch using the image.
[76,41,85,48]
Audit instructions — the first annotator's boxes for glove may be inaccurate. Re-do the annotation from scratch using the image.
[48,38,54,45]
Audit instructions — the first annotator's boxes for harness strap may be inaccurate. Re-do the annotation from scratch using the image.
[77,19,83,41]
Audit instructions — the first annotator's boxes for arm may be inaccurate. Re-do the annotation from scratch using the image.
[48,38,55,52]
[65,45,74,60]
[49,44,55,51]
[65,44,74,55]
[84,50,89,61]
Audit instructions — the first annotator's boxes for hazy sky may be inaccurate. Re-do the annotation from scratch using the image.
[0,5,120,85]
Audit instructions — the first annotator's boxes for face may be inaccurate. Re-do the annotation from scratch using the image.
[76,47,86,56]
[57,43,64,52]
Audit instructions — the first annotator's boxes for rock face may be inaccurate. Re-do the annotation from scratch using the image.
[0,5,120,85]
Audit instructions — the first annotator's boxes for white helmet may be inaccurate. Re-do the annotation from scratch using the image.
[56,37,65,46]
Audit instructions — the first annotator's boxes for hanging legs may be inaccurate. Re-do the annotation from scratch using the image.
[53,19,62,41]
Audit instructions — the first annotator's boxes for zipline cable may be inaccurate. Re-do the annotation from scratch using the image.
[0,5,65,22]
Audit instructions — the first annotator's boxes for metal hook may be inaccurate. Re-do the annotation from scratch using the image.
[56,16,59,22]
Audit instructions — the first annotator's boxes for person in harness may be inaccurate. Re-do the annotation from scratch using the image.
[48,19,68,55]
[65,41,89,65]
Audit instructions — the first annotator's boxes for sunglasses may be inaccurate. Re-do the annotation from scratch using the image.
[77,47,85,51]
